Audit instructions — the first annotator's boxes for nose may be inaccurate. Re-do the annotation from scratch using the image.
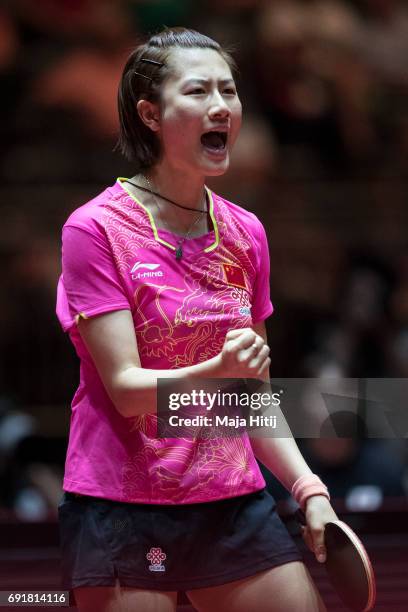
[208,90,231,120]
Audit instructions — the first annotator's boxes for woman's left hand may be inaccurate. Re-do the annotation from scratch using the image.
[301,495,339,563]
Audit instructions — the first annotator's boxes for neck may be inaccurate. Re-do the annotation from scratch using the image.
[143,160,206,211]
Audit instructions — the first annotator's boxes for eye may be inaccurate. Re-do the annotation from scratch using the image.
[223,87,237,95]
[187,88,206,95]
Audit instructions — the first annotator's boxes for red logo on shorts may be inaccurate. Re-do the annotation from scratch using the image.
[147,547,166,572]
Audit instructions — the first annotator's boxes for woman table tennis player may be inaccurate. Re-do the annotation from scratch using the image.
[56,27,338,612]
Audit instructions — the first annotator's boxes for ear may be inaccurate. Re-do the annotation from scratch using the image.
[137,99,160,132]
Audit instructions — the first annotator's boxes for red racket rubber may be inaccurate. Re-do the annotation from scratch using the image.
[296,510,376,611]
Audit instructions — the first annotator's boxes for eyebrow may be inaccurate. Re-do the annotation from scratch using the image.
[182,77,236,86]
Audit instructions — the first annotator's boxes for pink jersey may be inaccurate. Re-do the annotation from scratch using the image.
[56,178,273,504]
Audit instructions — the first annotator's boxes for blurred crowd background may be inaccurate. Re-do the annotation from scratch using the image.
[0,0,407,522]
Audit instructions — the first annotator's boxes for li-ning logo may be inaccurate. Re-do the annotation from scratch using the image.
[131,261,164,280]
[146,547,166,572]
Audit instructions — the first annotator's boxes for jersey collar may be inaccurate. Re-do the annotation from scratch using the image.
[117,177,219,255]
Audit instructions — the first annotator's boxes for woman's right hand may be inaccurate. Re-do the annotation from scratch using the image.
[219,328,271,379]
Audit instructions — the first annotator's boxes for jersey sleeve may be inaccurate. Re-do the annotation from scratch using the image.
[56,224,131,332]
[251,221,274,324]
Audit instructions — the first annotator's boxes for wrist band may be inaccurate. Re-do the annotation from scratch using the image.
[291,474,330,511]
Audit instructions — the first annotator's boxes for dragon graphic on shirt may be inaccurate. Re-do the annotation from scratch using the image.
[103,187,266,503]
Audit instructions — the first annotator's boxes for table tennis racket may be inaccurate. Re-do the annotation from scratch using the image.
[296,509,376,612]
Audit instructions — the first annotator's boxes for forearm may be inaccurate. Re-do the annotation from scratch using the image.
[79,311,269,419]
[112,354,223,417]
[248,376,313,492]
[250,436,313,493]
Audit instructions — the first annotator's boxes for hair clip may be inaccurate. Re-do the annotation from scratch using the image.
[133,71,153,81]
[140,58,164,67]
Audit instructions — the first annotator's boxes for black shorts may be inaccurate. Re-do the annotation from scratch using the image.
[58,488,302,592]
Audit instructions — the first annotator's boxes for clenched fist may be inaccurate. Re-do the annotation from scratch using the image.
[219,328,271,379]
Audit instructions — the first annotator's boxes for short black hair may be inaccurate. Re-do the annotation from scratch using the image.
[116,27,237,169]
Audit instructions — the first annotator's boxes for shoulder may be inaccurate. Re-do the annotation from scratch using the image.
[63,180,122,236]
[211,190,266,242]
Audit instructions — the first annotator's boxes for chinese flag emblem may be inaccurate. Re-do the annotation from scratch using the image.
[222,263,247,290]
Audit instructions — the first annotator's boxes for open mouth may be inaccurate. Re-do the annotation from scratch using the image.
[200,131,228,152]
